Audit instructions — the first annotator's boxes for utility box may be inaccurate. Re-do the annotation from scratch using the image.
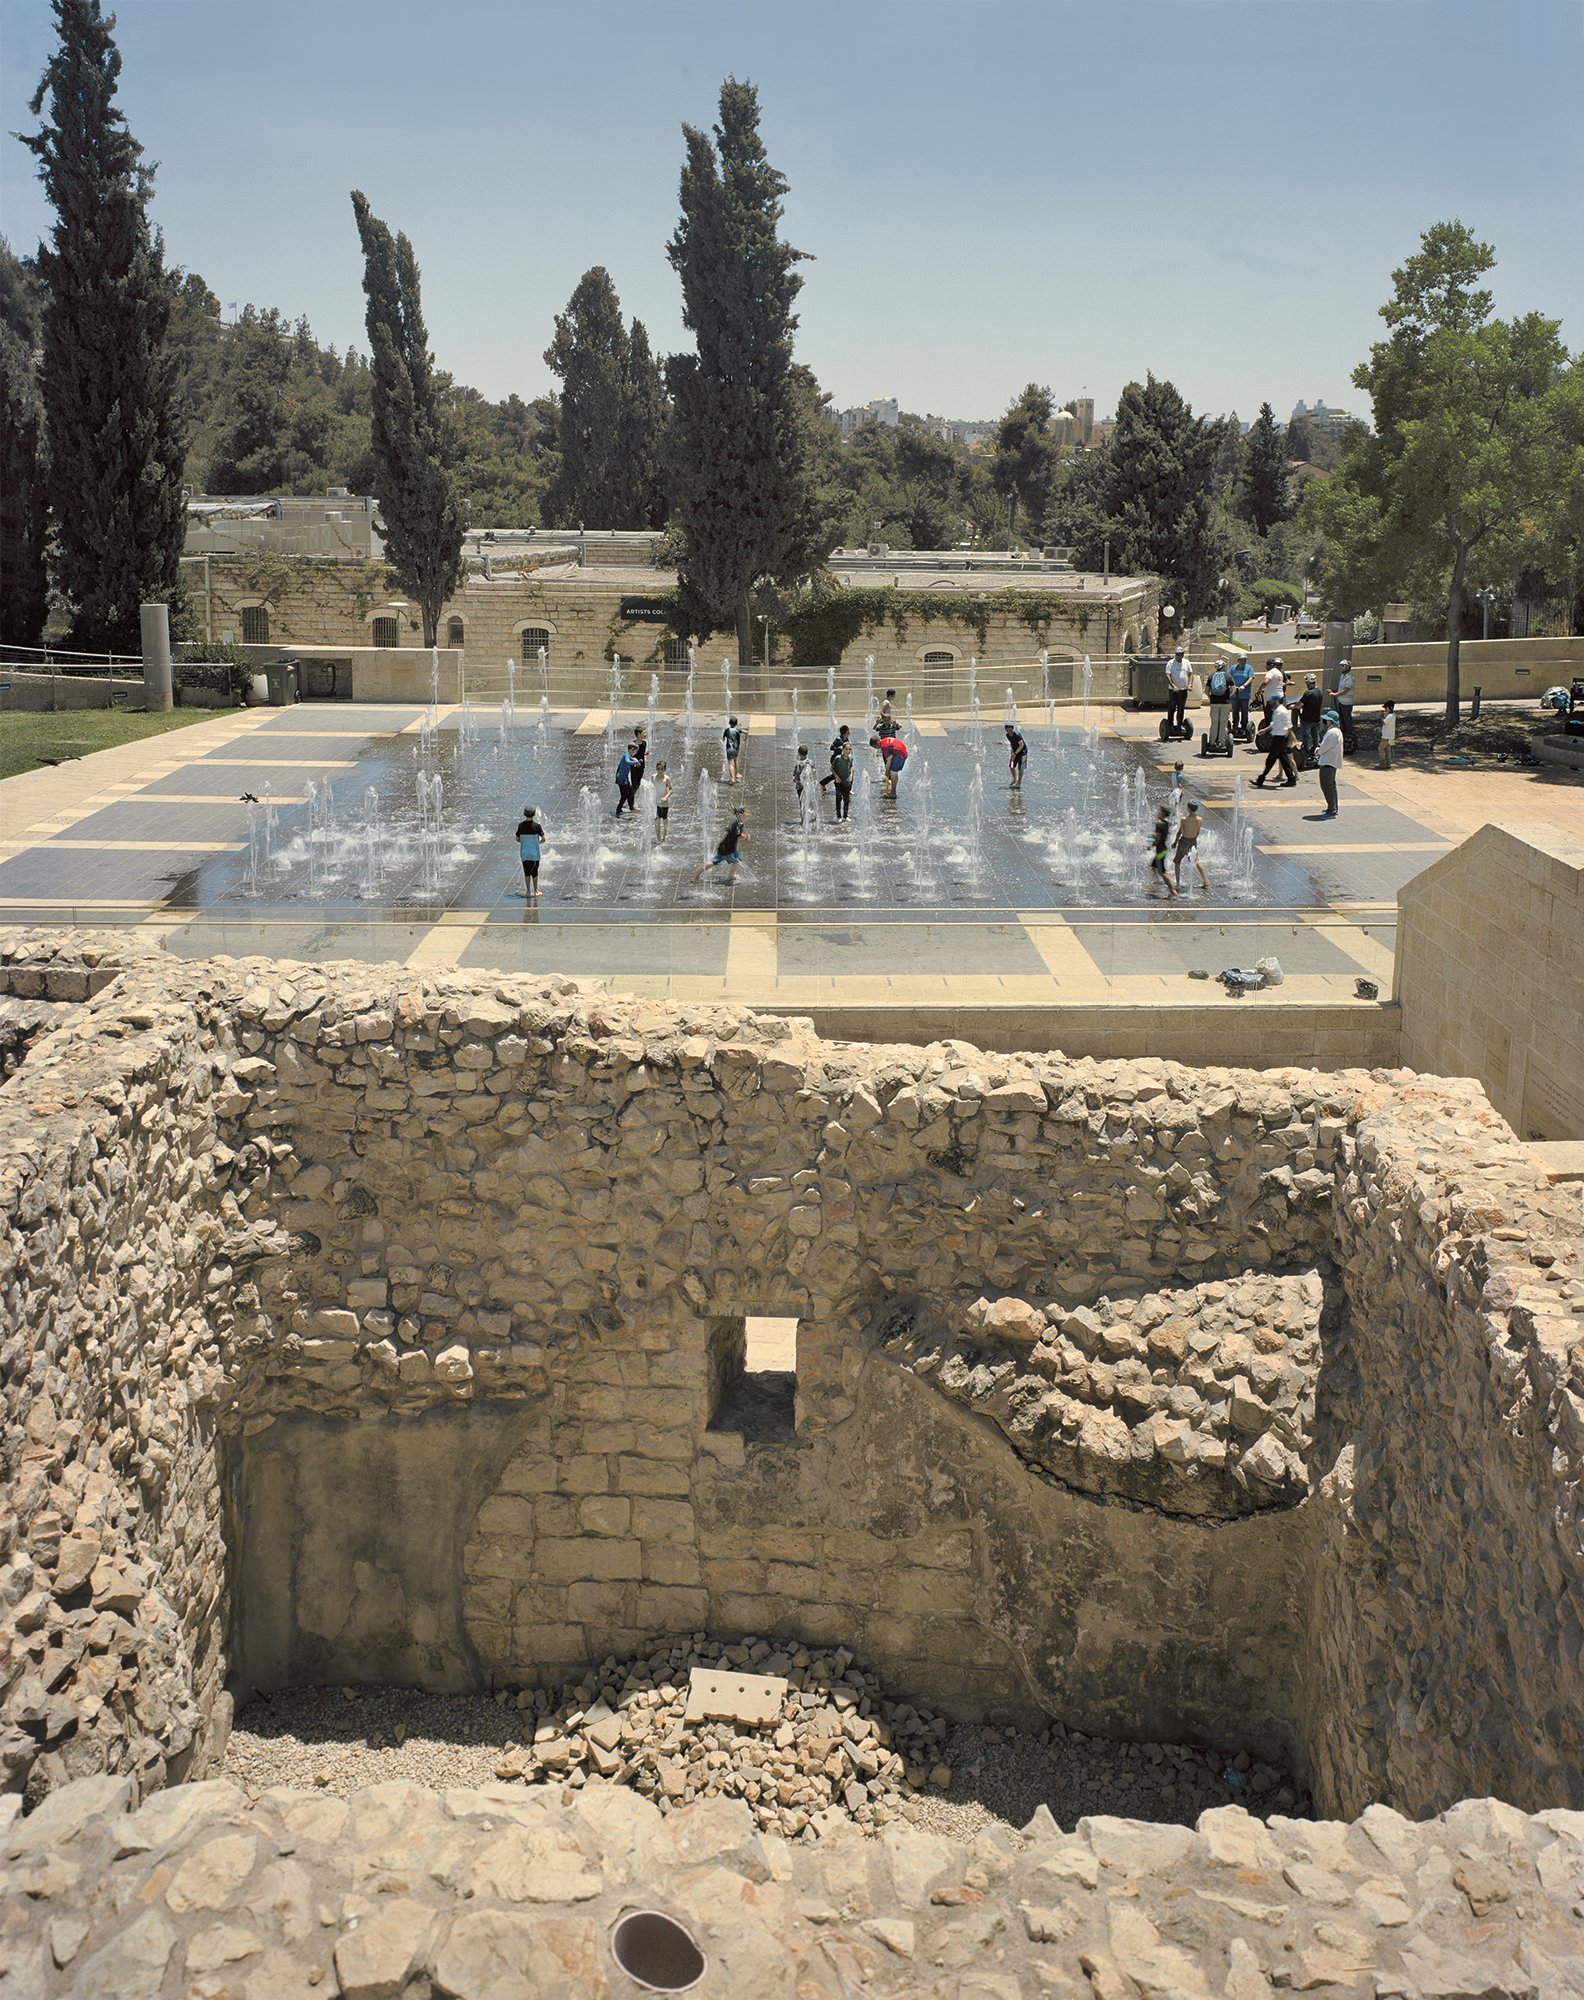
[1125,655,1174,708]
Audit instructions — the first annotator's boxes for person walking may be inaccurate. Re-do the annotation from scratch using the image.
[1334,660,1356,752]
[819,723,851,792]
[1165,647,1193,735]
[691,804,749,885]
[1204,658,1233,751]
[613,739,640,817]
[1228,653,1254,738]
[1298,674,1324,761]
[1254,698,1297,787]
[829,734,854,820]
[652,760,672,842]
[515,804,546,902]
[722,715,744,785]
[1005,721,1028,789]
[1173,799,1209,892]
[871,731,908,800]
[1315,710,1344,818]
[1377,699,1397,770]
[1147,806,1179,898]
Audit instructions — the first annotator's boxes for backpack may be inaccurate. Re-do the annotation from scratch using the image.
[1208,669,1229,699]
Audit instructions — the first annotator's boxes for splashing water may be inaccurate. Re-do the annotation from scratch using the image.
[577,785,602,897]
[359,785,383,900]
[430,647,441,709]
[1081,654,1093,731]
[969,695,984,759]
[826,665,837,738]
[864,655,875,726]
[904,691,915,744]
[695,768,720,870]
[506,658,516,709]
[1004,687,1017,724]
[1039,650,1050,705]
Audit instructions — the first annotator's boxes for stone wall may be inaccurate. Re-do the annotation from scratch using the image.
[1,935,1581,1830]
[1350,633,1584,703]
[1396,821,1584,1141]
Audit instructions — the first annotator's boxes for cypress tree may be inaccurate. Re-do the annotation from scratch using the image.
[0,244,50,648]
[22,0,186,652]
[665,79,830,662]
[1242,401,1291,536]
[542,267,631,526]
[621,318,669,530]
[350,191,464,645]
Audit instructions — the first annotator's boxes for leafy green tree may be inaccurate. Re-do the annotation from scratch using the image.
[992,384,1060,541]
[22,0,187,651]
[208,307,301,491]
[1285,414,1313,464]
[0,240,50,647]
[1302,221,1577,720]
[1044,446,1113,568]
[1102,375,1227,626]
[350,190,465,645]
[665,79,833,662]
[1242,402,1290,536]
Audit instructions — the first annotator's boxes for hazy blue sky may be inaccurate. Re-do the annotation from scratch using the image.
[2,0,1579,424]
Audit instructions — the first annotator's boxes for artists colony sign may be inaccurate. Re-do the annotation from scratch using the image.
[619,597,671,623]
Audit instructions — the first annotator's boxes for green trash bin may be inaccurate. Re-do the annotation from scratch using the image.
[1125,655,1172,708]
[263,660,298,707]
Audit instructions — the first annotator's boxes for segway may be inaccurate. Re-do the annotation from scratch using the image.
[1199,723,1235,760]
[1158,712,1194,743]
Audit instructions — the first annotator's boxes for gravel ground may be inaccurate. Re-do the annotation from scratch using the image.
[222,1684,1305,1838]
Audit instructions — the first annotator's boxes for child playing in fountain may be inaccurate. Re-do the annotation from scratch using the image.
[870,732,908,800]
[722,716,743,785]
[653,761,672,842]
[614,739,640,818]
[1173,799,1209,893]
[1005,722,1028,789]
[515,805,546,903]
[691,805,749,886]
[829,736,854,820]
[793,744,812,811]
[1147,806,1178,898]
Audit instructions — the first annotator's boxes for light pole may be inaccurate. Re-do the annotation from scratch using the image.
[1475,586,1497,641]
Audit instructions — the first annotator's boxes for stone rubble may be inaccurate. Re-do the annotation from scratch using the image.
[2,1771,1581,1999]
[221,1639,1308,1841]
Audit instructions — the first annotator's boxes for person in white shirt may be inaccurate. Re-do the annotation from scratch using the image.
[1254,699,1297,786]
[1377,699,1397,770]
[1258,658,1286,719]
[1315,711,1344,816]
[1334,661,1356,751]
[1165,647,1194,734]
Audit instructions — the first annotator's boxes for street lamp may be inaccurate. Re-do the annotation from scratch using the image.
[1474,586,1497,641]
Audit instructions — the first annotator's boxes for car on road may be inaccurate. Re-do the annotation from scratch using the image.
[1295,610,1323,640]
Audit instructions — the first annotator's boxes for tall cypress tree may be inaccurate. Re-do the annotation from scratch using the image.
[0,244,50,649]
[1242,402,1291,536]
[350,191,464,645]
[666,79,829,663]
[22,0,186,652]
[542,267,631,526]
[621,318,669,531]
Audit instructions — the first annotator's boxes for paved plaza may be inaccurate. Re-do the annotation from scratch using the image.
[1,696,1577,1011]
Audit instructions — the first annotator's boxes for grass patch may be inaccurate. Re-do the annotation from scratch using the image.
[0,706,239,781]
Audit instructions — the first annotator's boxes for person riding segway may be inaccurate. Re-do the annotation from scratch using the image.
[1159,647,1195,741]
[1201,658,1234,758]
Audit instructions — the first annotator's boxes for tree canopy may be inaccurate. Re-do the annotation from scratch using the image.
[1302,220,1579,718]
[1241,402,1290,537]
[0,244,50,647]
[664,78,835,661]
[350,190,465,646]
[1101,375,1226,627]
[991,384,1061,541]
[21,0,186,651]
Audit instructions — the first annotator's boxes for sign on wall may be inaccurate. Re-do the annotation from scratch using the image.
[619,597,671,624]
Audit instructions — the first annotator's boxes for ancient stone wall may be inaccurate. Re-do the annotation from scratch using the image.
[1,936,1581,1830]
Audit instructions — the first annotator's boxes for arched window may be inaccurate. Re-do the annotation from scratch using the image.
[240,606,269,645]
[371,616,399,649]
[923,650,955,665]
[521,625,551,663]
[445,616,464,646]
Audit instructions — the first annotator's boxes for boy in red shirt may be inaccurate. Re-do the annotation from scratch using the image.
[870,732,908,800]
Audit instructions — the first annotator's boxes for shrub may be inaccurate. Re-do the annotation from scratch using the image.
[1241,577,1304,619]
[175,642,253,703]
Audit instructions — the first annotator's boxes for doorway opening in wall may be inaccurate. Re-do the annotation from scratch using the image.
[707,1314,798,1445]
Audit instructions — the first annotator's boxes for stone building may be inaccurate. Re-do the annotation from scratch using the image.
[180,548,1161,683]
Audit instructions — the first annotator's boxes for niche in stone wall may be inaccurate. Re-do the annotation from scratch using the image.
[706,1314,799,1445]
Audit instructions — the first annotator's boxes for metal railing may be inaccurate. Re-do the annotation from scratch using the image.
[0,644,144,678]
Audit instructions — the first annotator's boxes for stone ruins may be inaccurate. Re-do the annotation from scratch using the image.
[2,928,1582,1995]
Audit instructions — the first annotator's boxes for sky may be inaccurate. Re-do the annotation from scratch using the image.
[1,0,1580,425]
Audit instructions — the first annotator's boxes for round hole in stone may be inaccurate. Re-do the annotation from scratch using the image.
[611,1909,707,1992]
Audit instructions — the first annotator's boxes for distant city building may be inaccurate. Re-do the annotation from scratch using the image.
[1289,399,1358,440]
[832,397,901,438]
[920,413,995,448]
[1065,397,1095,446]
